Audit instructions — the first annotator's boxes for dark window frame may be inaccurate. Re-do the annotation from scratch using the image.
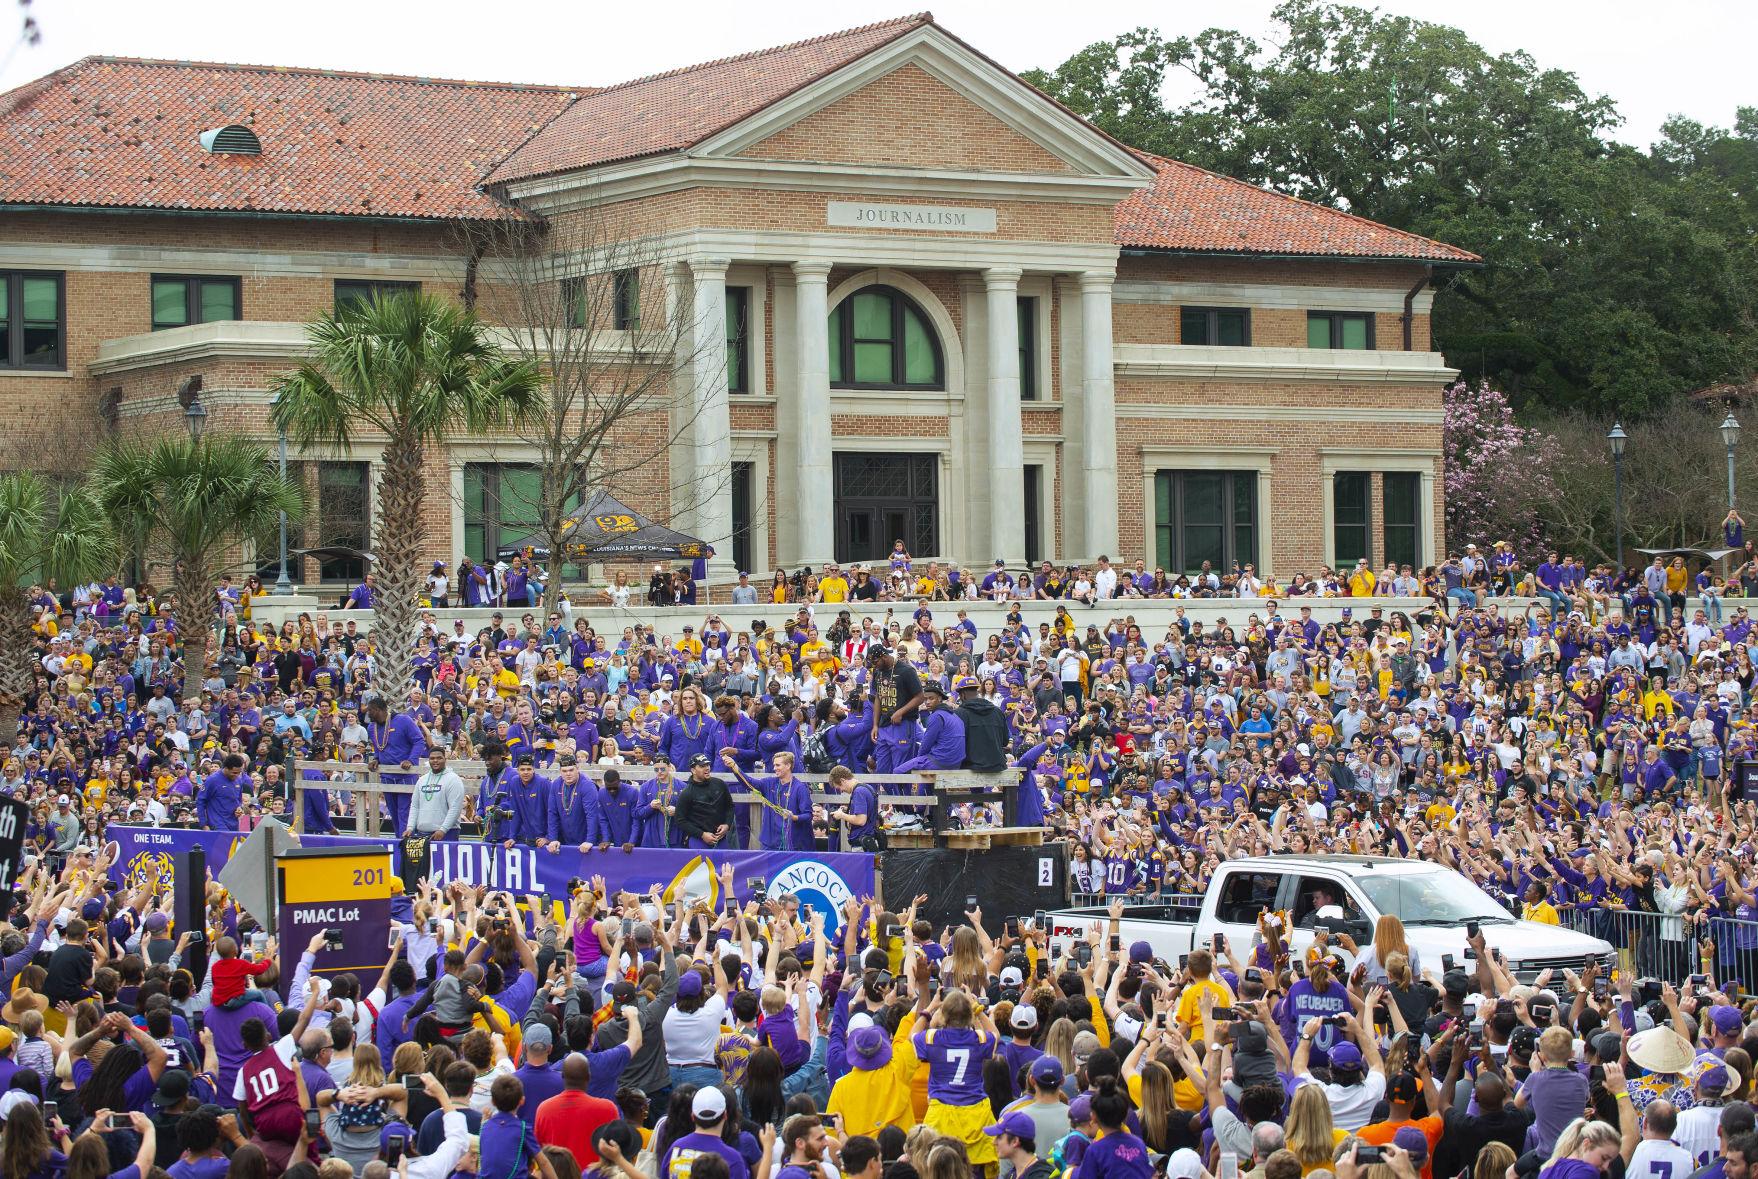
[463,462,588,578]
[1018,295,1039,400]
[1333,471,1373,567]
[731,460,755,575]
[561,276,588,329]
[0,270,66,371]
[833,452,939,563]
[1307,310,1375,350]
[726,286,752,395]
[1023,464,1042,564]
[314,461,372,582]
[612,269,640,331]
[1153,469,1258,575]
[334,279,420,312]
[150,274,241,331]
[829,285,946,391]
[1179,305,1251,346]
[1383,471,1422,570]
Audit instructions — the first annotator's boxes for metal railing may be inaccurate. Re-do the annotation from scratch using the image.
[1557,906,1758,987]
[286,759,1014,852]
[1066,891,1205,913]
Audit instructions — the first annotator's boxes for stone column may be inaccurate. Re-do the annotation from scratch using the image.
[689,257,734,579]
[792,261,835,565]
[984,267,1024,565]
[1079,271,1119,559]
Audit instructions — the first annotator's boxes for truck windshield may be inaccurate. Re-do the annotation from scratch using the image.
[1355,871,1515,925]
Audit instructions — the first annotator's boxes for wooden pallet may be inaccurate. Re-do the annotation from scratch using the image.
[939,826,1046,850]
[885,831,938,849]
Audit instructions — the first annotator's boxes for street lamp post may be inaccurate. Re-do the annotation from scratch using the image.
[1608,422,1627,578]
[183,398,207,440]
[273,395,292,595]
[1722,412,1741,519]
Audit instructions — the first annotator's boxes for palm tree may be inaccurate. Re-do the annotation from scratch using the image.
[93,436,303,702]
[0,474,114,741]
[272,291,542,702]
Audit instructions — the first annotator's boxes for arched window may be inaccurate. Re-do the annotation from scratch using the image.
[828,285,944,390]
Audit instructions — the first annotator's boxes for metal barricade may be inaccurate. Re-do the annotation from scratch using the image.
[1556,906,1758,987]
[1065,891,1204,915]
[292,759,948,852]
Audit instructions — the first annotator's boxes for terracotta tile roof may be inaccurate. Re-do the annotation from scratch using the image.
[1115,152,1481,264]
[484,14,933,185]
[0,56,585,219]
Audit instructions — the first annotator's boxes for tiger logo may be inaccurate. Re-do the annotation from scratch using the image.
[125,851,176,895]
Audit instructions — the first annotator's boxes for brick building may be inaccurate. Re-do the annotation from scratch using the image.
[0,14,1476,587]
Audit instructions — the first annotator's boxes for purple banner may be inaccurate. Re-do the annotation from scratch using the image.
[108,826,876,935]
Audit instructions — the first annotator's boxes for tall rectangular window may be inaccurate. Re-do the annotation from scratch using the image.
[731,461,755,575]
[612,269,640,330]
[1023,465,1042,563]
[465,463,539,566]
[1018,296,1039,400]
[1333,472,1372,567]
[1180,306,1250,346]
[561,276,588,329]
[1153,470,1257,574]
[316,462,370,581]
[1307,311,1374,349]
[1383,472,1422,569]
[463,464,585,573]
[726,287,751,394]
[151,275,240,329]
[0,271,65,369]
[334,279,419,312]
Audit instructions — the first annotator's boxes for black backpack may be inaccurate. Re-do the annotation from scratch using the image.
[801,727,834,773]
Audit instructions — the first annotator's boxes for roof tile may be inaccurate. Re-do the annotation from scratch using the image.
[0,57,584,219]
[484,14,932,185]
[1115,152,1480,264]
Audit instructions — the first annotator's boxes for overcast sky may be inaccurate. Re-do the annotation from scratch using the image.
[3,0,1750,150]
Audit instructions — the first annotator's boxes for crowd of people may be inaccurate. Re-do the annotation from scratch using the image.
[12,537,1758,1179]
[1,843,1757,1179]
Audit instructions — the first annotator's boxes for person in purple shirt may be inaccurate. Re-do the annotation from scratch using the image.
[69,1013,170,1115]
[897,684,966,773]
[365,696,427,835]
[196,754,248,832]
[375,960,421,1066]
[511,1023,564,1127]
[659,1087,750,1179]
[546,754,603,850]
[202,994,280,1105]
[997,1006,1044,1099]
[344,574,375,610]
[1074,1081,1153,1179]
[595,771,638,848]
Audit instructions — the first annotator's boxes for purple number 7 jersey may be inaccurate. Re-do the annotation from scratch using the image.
[911,1026,995,1105]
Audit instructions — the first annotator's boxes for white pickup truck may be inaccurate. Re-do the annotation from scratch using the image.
[1047,854,1613,984]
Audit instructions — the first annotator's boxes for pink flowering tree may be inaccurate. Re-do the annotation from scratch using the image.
[1442,379,1558,556]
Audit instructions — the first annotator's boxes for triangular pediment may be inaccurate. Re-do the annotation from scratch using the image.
[691,24,1155,183]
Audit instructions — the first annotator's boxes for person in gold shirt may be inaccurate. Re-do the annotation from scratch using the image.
[817,566,851,604]
[1347,559,1377,597]
[1520,880,1560,925]
[674,626,704,660]
[800,628,838,679]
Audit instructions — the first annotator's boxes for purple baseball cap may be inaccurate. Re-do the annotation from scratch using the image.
[984,1111,1039,1139]
[1329,1042,1364,1071]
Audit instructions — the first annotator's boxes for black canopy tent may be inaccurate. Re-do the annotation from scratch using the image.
[1632,546,1740,561]
[493,491,709,562]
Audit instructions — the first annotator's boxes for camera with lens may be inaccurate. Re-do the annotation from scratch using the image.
[488,790,516,821]
[566,877,587,895]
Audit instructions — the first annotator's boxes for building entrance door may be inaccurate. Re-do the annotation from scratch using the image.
[833,453,938,565]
